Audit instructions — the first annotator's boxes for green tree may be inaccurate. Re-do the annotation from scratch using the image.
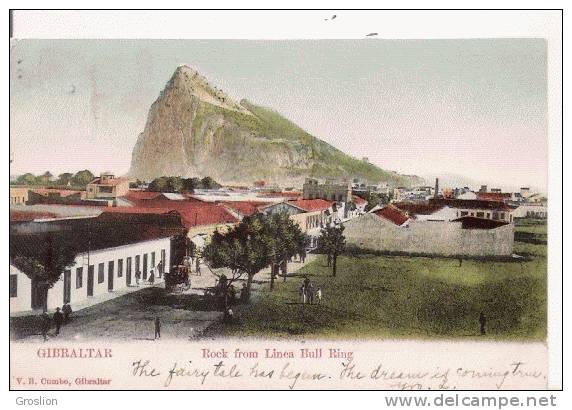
[182,177,201,192]
[71,170,95,186]
[203,214,272,305]
[57,172,74,186]
[263,213,307,290]
[10,232,78,311]
[16,173,39,185]
[319,224,346,277]
[200,176,221,190]
[40,171,53,183]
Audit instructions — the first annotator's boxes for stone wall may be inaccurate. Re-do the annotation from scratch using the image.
[344,213,514,257]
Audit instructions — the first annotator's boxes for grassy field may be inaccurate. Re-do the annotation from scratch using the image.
[220,221,547,340]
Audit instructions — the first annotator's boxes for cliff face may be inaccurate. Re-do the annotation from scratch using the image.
[129,65,423,187]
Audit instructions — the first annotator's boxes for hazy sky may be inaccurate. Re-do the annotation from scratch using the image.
[10,39,547,191]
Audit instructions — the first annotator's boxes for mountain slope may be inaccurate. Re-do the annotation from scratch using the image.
[129,65,423,187]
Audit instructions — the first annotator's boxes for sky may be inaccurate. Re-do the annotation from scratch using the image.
[9,39,547,191]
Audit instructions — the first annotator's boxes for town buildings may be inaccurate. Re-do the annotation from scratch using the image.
[9,187,29,205]
[9,212,186,314]
[303,178,352,202]
[86,173,130,200]
[344,203,514,257]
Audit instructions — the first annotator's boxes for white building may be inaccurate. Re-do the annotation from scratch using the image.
[10,212,186,315]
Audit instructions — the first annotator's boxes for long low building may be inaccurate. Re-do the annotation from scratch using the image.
[343,204,514,257]
[9,212,187,315]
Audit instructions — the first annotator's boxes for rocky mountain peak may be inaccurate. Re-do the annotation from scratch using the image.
[164,64,250,114]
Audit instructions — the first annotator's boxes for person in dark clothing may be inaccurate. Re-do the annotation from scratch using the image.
[240,283,248,303]
[149,270,155,285]
[195,258,201,275]
[479,312,487,335]
[303,276,310,289]
[62,303,73,323]
[154,316,161,339]
[157,261,163,277]
[327,254,332,267]
[41,312,50,341]
[53,308,64,336]
[228,285,237,305]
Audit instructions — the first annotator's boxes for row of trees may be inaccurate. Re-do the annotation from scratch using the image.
[202,213,307,308]
[12,170,95,188]
[202,213,346,314]
[148,176,221,193]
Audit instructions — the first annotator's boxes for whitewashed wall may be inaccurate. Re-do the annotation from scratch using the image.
[10,237,172,314]
[344,213,514,257]
[9,264,32,313]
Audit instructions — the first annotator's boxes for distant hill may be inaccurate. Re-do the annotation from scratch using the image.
[129,65,423,187]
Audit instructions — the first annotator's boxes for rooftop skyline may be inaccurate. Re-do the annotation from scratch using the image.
[10,39,547,192]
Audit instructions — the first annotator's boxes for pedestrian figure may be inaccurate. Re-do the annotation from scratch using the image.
[327,254,332,267]
[135,270,141,286]
[62,303,73,323]
[41,312,50,341]
[300,285,306,304]
[157,261,163,277]
[479,312,487,335]
[53,307,64,336]
[240,283,248,303]
[300,252,306,264]
[154,316,161,339]
[316,287,322,304]
[229,285,237,305]
[196,258,201,275]
[307,283,315,304]
[149,270,155,285]
[303,276,310,289]
[224,308,234,323]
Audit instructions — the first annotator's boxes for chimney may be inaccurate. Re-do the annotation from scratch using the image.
[434,178,439,198]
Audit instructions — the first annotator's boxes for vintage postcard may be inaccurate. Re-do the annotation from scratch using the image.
[8,10,562,391]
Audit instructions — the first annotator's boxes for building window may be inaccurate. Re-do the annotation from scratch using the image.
[98,263,105,283]
[476,212,484,218]
[460,211,468,217]
[492,212,499,220]
[118,259,123,278]
[486,213,491,219]
[76,267,83,289]
[151,252,156,268]
[9,274,17,298]
[500,212,505,220]
[98,185,113,194]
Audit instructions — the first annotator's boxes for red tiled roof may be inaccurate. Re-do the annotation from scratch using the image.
[124,191,166,201]
[287,199,333,212]
[10,210,59,222]
[373,205,410,226]
[103,202,238,228]
[393,201,445,215]
[476,192,511,202]
[219,201,266,217]
[11,213,186,258]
